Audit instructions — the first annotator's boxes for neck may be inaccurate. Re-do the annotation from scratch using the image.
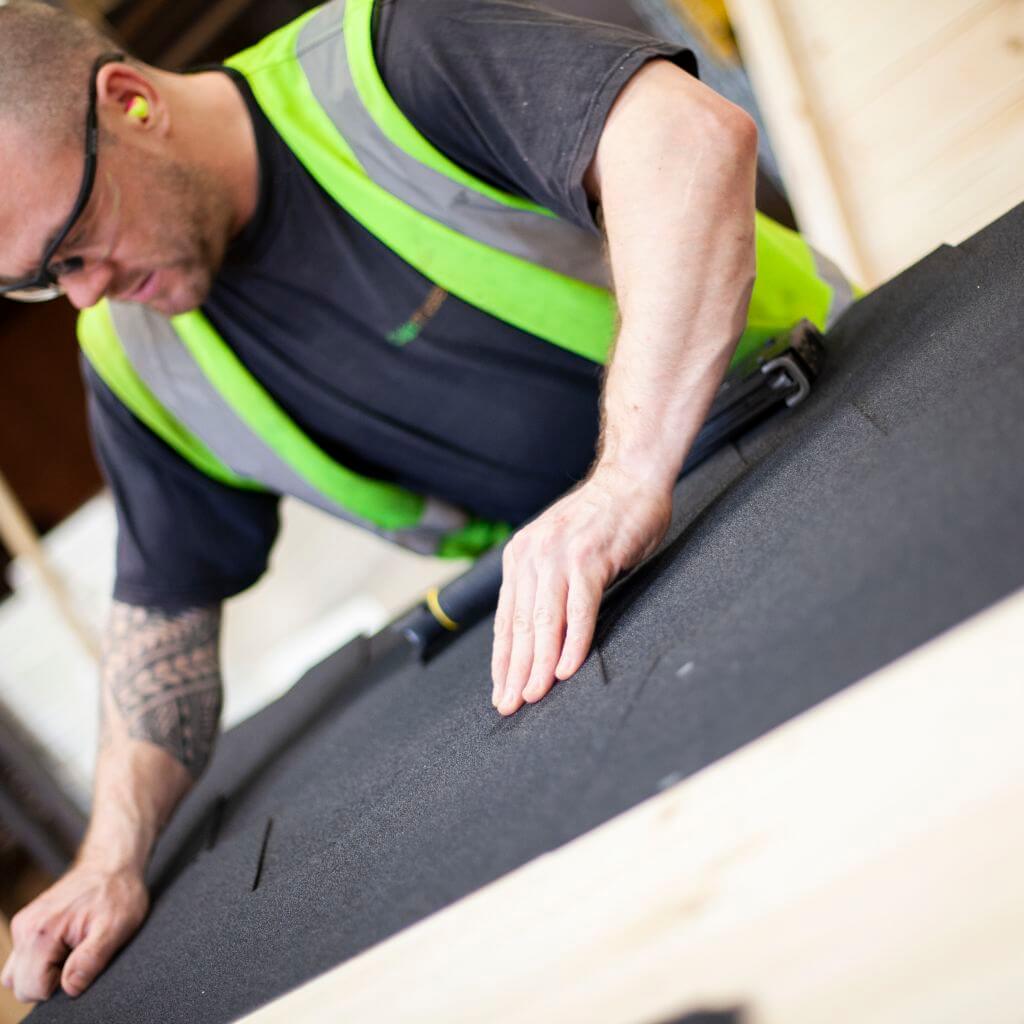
[168,68,259,239]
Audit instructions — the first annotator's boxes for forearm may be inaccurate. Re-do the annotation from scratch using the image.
[78,601,223,875]
[490,63,759,715]
[590,60,758,491]
[0,602,222,1002]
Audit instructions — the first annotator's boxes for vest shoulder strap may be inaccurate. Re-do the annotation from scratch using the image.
[225,0,619,364]
[78,301,263,491]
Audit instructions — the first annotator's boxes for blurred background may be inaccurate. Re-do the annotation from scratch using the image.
[2,1,1022,1018]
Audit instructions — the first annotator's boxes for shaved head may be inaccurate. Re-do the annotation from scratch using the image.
[0,6,258,313]
[0,0,124,146]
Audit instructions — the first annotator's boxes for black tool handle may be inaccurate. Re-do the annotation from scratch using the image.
[391,543,506,660]
[392,322,826,661]
[432,541,505,628]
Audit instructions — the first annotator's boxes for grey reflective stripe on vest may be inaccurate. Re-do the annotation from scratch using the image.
[810,246,855,327]
[297,0,612,290]
[107,301,470,555]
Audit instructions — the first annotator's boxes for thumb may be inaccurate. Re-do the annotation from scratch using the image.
[60,923,122,998]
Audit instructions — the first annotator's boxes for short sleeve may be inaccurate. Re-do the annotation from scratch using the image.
[82,357,281,612]
[373,0,698,232]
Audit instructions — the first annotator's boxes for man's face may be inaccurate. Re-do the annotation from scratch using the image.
[0,104,235,316]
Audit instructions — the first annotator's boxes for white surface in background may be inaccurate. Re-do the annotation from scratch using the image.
[0,492,467,811]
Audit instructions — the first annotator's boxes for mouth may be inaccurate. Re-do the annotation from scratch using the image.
[119,271,159,304]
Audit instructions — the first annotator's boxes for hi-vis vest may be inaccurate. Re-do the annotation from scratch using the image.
[78,0,856,559]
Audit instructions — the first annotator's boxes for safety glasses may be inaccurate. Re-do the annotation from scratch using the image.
[0,51,124,302]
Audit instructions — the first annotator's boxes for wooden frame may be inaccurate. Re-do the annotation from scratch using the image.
[726,0,1024,287]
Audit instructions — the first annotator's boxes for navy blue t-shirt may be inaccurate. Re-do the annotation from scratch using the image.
[84,0,696,610]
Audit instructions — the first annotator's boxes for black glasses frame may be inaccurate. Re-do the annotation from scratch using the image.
[0,51,125,300]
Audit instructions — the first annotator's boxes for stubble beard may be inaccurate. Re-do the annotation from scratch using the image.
[143,157,237,316]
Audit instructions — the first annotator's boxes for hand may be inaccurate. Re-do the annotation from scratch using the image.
[491,464,672,716]
[1,862,149,1003]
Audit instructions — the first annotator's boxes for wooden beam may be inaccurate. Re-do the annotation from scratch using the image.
[157,0,254,70]
[726,0,1024,286]
[726,0,869,285]
[0,470,99,662]
[240,587,1024,1023]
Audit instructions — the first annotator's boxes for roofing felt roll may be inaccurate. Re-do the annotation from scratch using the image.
[27,201,1024,1023]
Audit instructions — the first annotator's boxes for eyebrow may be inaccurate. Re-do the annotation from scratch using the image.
[0,271,36,287]
[1,218,85,283]
[0,259,41,285]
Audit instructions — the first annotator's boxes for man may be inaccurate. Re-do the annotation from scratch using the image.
[0,0,850,1004]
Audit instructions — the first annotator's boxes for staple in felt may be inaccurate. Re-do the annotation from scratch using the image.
[29,204,1024,1023]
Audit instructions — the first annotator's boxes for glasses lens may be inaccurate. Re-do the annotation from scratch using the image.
[2,284,63,303]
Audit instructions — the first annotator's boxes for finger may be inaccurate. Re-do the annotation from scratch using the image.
[555,569,603,680]
[10,933,65,1004]
[491,564,515,707]
[61,921,123,998]
[522,572,568,704]
[498,561,538,716]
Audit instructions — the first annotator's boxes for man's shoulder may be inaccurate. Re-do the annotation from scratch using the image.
[369,0,694,228]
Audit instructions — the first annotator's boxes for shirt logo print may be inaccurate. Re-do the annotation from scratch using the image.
[387,286,449,346]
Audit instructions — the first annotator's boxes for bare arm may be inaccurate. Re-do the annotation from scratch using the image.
[586,59,757,491]
[87,601,223,872]
[491,60,757,715]
[1,601,223,1002]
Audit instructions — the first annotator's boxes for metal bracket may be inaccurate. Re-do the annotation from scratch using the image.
[761,351,813,407]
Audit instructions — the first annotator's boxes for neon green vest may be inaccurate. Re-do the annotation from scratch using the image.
[79,0,855,559]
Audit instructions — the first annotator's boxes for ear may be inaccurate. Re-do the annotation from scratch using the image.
[96,62,163,133]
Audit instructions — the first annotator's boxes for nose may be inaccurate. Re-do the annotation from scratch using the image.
[61,262,116,310]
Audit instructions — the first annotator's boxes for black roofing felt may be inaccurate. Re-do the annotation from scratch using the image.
[30,204,1024,1023]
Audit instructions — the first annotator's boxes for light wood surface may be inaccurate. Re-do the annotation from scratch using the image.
[0,917,31,1024]
[239,587,1024,1023]
[0,470,98,661]
[726,0,1024,287]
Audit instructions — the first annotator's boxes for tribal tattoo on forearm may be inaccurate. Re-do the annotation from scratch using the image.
[100,601,224,777]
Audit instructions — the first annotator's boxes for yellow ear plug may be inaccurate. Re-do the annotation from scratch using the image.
[127,96,149,121]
